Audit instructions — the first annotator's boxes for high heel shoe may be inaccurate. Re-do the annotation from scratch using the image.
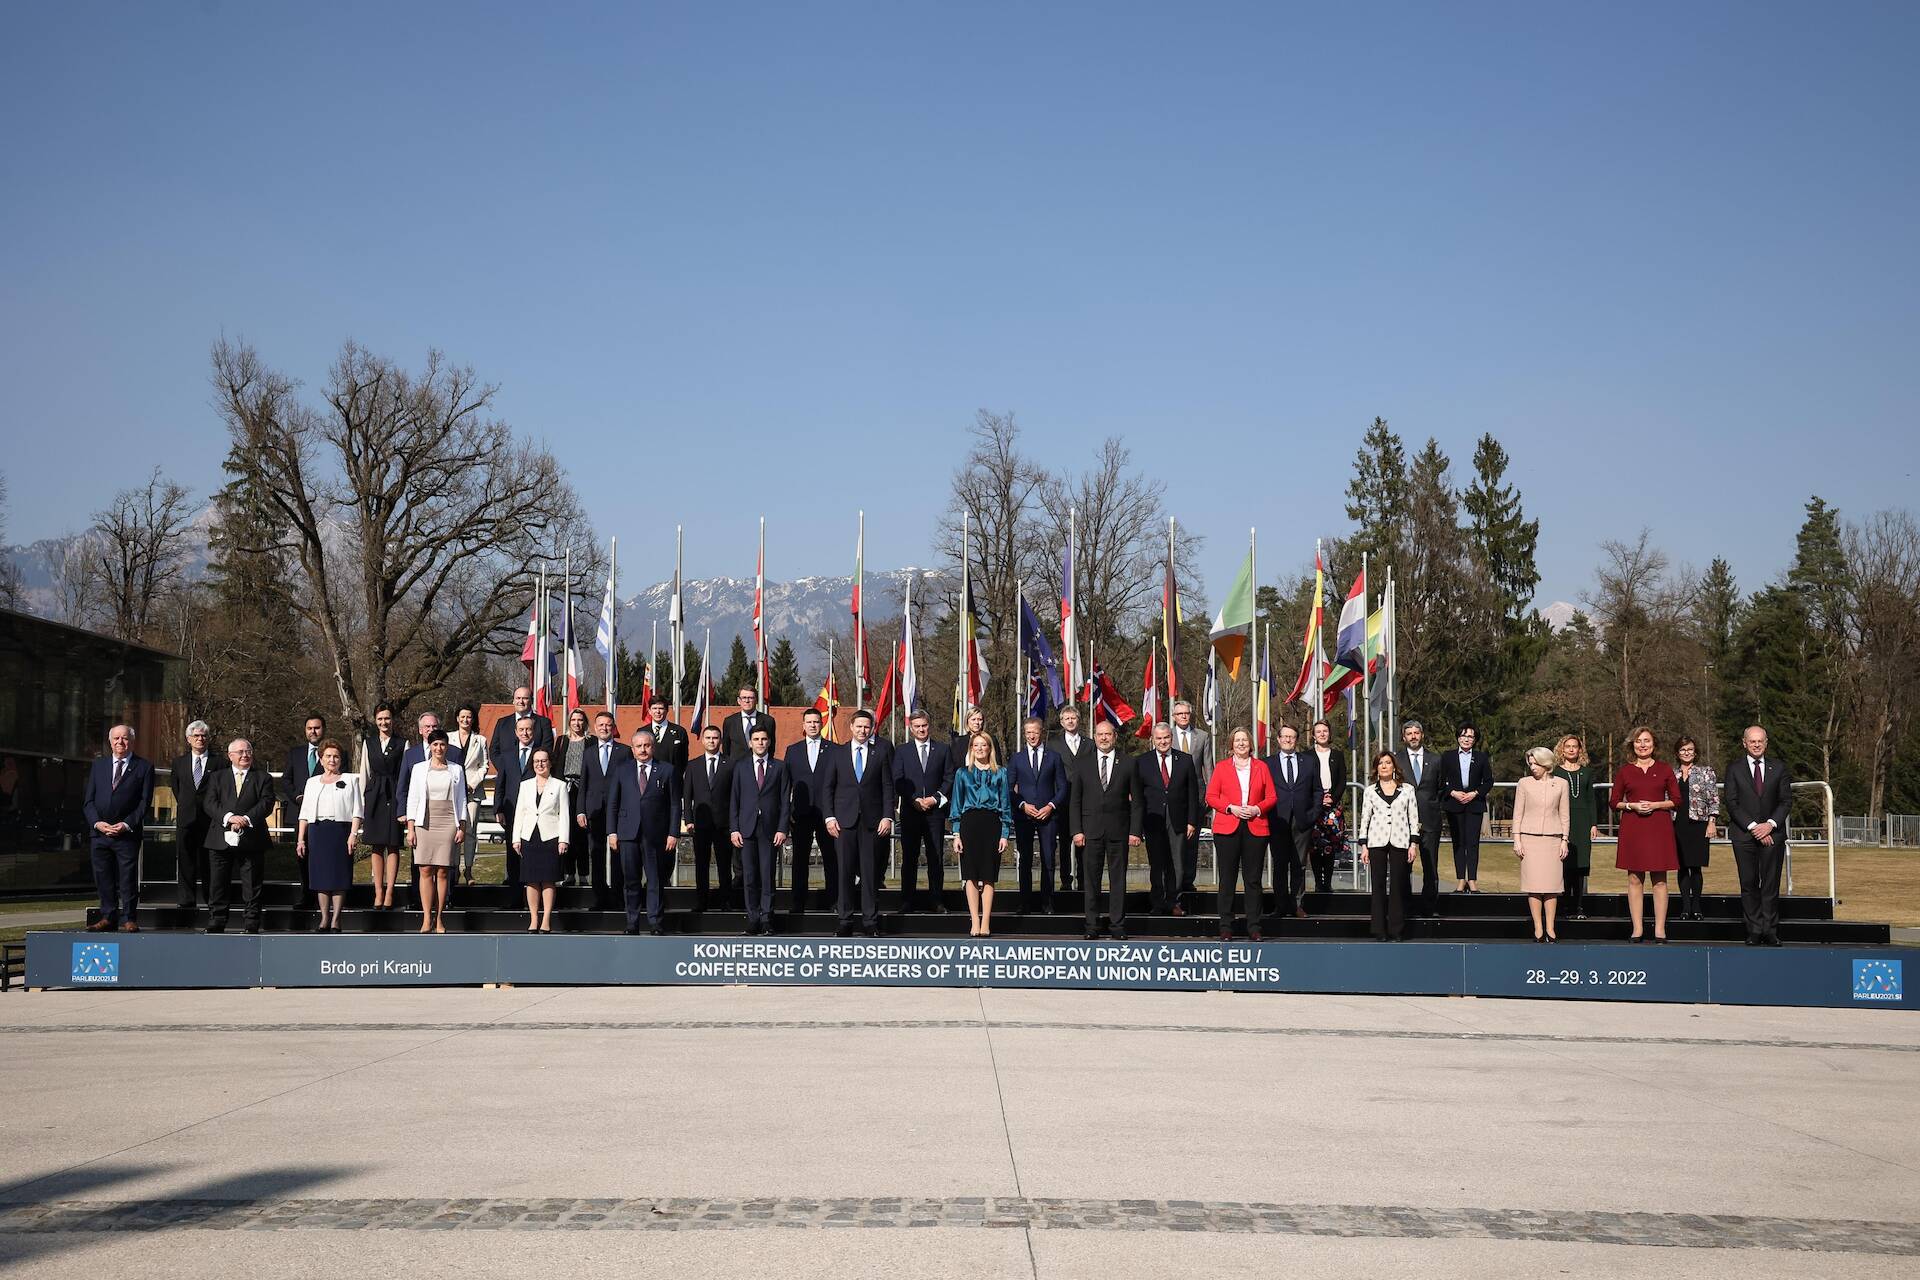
[1532,930,1545,943]
[1546,933,1558,944]
[1629,932,1645,944]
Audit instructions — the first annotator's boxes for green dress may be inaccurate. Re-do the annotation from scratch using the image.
[1554,765,1599,871]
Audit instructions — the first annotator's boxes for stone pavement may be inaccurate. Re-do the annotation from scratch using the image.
[2,984,1917,1278]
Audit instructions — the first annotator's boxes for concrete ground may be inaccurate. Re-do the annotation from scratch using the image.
[1,985,1916,1278]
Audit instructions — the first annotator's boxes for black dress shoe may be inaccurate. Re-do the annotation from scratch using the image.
[1109,929,1128,942]
[1219,930,1233,942]
[205,925,225,934]
[835,924,855,937]
[649,926,666,936]
[1764,933,1783,947]
[1249,929,1262,943]
[1083,930,1099,940]
[624,925,641,935]
[863,925,879,938]
[244,925,261,935]
[933,903,949,915]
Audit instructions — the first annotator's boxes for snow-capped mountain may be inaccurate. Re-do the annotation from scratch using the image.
[615,568,955,659]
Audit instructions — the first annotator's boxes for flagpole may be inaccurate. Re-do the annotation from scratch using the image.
[1247,527,1257,744]
[650,618,658,707]
[958,512,969,730]
[673,526,685,721]
[1013,578,1022,733]
[563,545,573,718]
[1311,538,1325,717]
[1263,621,1272,751]
[1167,515,1177,706]
[1387,567,1399,744]
[606,535,618,713]
[854,510,865,708]
[1360,551,1371,796]
[1067,506,1080,710]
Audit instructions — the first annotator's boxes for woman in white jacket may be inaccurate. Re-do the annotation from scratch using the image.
[1356,751,1420,941]
[511,748,570,933]
[403,730,468,934]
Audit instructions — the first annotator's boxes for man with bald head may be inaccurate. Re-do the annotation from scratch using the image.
[83,724,154,932]
[203,738,277,934]
[1724,724,1792,947]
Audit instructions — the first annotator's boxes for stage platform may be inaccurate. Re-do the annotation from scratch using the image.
[129,882,1890,946]
[27,928,1910,1009]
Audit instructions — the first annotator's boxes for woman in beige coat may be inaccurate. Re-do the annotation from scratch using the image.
[1512,746,1570,942]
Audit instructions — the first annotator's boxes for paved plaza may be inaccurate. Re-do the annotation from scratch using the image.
[3,983,1917,1277]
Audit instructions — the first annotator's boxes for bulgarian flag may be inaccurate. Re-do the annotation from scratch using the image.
[1209,544,1254,680]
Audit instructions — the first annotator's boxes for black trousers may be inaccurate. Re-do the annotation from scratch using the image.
[1057,812,1079,889]
[588,816,621,909]
[1561,861,1587,916]
[691,817,730,907]
[1269,824,1307,914]
[1015,811,1056,905]
[1677,865,1705,916]
[788,812,837,912]
[1081,836,1127,931]
[175,821,211,907]
[1731,835,1785,939]
[91,838,141,924]
[1368,843,1413,940]
[621,837,672,928]
[836,822,883,928]
[207,845,263,930]
[1414,814,1442,914]
[1447,811,1483,881]
[1178,821,1200,897]
[1215,827,1264,932]
[899,809,946,905]
[739,831,776,925]
[1308,824,1335,892]
[1141,814,1182,913]
[500,809,522,890]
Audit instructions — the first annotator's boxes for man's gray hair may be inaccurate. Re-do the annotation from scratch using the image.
[1402,719,1424,734]
[1171,700,1193,714]
[186,720,210,737]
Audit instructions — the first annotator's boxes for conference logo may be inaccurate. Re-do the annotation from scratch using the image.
[1851,959,1902,1003]
[71,941,120,985]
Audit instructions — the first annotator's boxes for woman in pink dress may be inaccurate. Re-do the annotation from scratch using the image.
[1612,726,1680,943]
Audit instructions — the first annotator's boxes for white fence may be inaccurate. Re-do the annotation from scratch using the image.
[1836,814,1920,848]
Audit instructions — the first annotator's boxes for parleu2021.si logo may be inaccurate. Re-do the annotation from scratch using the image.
[1850,958,1902,1003]
[71,940,120,985]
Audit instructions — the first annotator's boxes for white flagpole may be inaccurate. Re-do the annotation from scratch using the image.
[756,516,768,704]
[958,512,969,729]
[1360,551,1371,786]
[1248,527,1257,743]
[1013,579,1023,734]
[650,619,658,705]
[563,545,573,718]
[671,526,684,721]
[606,536,618,713]
[855,510,865,707]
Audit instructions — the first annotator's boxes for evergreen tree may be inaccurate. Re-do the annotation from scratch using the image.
[678,640,703,704]
[719,634,755,701]
[1343,417,1408,571]
[767,636,805,706]
[1462,433,1541,619]
[1785,496,1855,785]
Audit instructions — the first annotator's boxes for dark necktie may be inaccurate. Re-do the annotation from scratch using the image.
[1032,748,1041,776]
[520,748,529,774]
[638,764,649,795]
[1284,754,1295,786]
[1753,759,1764,794]
[112,759,125,790]
[193,756,204,787]
[757,757,766,787]
[1100,755,1110,788]
[1160,754,1170,787]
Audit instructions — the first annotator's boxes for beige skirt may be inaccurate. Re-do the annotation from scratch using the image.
[414,791,458,868]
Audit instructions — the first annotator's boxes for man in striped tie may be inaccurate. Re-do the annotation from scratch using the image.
[84,725,155,932]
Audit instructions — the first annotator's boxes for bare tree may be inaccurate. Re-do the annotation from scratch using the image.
[68,469,196,644]
[0,470,21,610]
[1583,530,1701,736]
[1845,511,1920,819]
[211,338,600,730]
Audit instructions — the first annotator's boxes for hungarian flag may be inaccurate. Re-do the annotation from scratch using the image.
[519,592,540,664]
[1285,550,1325,705]
[1209,545,1254,680]
[1134,648,1160,740]
[1334,568,1367,672]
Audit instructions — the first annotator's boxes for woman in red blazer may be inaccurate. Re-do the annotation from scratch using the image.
[1205,728,1277,942]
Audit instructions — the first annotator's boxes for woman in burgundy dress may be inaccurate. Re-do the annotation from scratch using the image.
[1612,726,1680,943]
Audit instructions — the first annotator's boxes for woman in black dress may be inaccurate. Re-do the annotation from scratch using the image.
[952,732,1013,938]
[359,703,406,909]
[1673,736,1718,921]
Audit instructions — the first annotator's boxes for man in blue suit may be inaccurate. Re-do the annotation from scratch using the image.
[890,710,953,913]
[606,727,681,935]
[83,724,155,931]
[822,710,893,937]
[1264,724,1321,919]
[729,726,790,935]
[781,707,838,916]
[1008,716,1068,914]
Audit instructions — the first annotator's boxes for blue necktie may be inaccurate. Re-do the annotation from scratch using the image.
[854,747,864,781]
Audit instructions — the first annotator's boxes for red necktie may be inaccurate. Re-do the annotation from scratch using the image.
[1753,760,1763,795]
[1160,755,1171,787]
[757,758,766,788]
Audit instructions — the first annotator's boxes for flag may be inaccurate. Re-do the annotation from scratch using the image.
[1202,648,1219,729]
[637,654,654,715]
[1162,546,1180,702]
[1254,642,1272,752]
[1090,663,1135,728]
[1285,550,1326,705]
[593,551,617,712]
[813,672,839,742]
[1059,542,1080,701]
[1017,594,1064,712]
[1322,658,1362,714]
[1209,545,1255,679]
[753,522,770,702]
[531,574,551,716]
[960,574,988,711]
[851,517,869,702]
[1134,648,1160,740]
[902,581,922,714]
[519,593,540,665]
[562,594,585,716]
[873,636,901,727]
[669,538,685,707]
[1334,568,1367,672]
[1366,603,1390,724]
[689,632,712,734]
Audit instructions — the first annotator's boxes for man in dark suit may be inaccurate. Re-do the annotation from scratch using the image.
[1264,724,1321,919]
[782,707,837,916]
[279,712,327,895]
[891,710,953,913]
[1048,705,1093,893]
[202,738,275,934]
[1439,723,1493,892]
[580,710,623,909]
[683,724,734,911]
[1131,721,1199,916]
[1168,701,1213,900]
[170,719,216,909]
[730,726,790,935]
[1072,720,1138,941]
[606,727,682,934]
[1724,724,1793,946]
[84,724,155,932]
[488,685,554,766]
[494,717,538,892]
[1393,720,1445,916]
[395,710,465,815]
[643,696,690,781]
[822,710,894,937]
[722,685,776,761]
[1009,716,1069,913]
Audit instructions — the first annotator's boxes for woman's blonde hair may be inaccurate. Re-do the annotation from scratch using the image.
[1526,746,1557,773]
[1554,734,1589,768]
[966,731,1000,770]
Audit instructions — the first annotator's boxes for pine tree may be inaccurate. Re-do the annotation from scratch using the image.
[719,634,755,701]
[1462,434,1541,620]
[1343,417,1408,571]
[767,636,805,706]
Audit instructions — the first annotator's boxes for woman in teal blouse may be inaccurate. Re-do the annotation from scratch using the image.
[952,731,1013,937]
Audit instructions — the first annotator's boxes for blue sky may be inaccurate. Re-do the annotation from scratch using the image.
[3,1,1915,608]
